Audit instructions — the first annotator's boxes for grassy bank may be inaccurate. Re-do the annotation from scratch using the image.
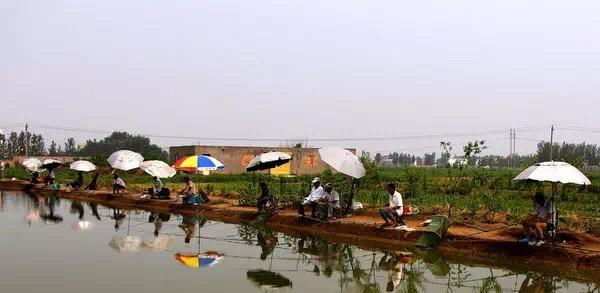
[4,165,600,235]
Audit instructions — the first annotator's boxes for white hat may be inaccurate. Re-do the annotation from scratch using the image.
[312,177,320,183]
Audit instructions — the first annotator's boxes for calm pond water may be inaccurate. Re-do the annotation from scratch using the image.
[0,190,598,293]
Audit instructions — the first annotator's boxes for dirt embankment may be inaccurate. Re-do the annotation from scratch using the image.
[3,179,600,281]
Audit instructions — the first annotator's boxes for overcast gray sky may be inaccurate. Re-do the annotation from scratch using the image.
[1,1,599,156]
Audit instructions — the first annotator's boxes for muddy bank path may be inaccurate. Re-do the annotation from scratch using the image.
[2,179,600,283]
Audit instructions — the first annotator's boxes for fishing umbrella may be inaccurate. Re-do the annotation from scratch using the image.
[142,236,175,251]
[246,269,293,289]
[107,150,144,171]
[69,160,96,172]
[22,158,43,172]
[109,235,142,253]
[172,155,224,172]
[513,161,591,185]
[72,220,95,231]
[42,159,62,169]
[140,160,176,178]
[246,151,292,172]
[513,161,592,240]
[174,252,223,268]
[318,147,366,179]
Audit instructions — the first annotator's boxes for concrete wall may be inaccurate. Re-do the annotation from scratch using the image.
[169,145,356,175]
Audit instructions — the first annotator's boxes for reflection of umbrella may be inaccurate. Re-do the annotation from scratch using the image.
[513,161,591,185]
[109,235,142,253]
[22,158,43,172]
[247,152,292,172]
[142,236,175,251]
[25,211,40,222]
[72,220,95,231]
[41,214,63,224]
[70,160,96,172]
[175,252,223,268]
[247,269,292,289]
[140,160,176,178]
[318,147,366,179]
[173,155,224,172]
[42,159,62,169]
[107,150,144,171]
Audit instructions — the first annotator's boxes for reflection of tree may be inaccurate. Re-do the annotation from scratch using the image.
[400,263,425,293]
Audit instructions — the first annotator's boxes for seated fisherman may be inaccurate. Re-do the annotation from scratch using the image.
[112,174,126,194]
[520,191,553,246]
[30,171,40,184]
[85,173,99,191]
[318,183,340,220]
[179,176,202,205]
[257,181,274,212]
[67,171,84,190]
[379,183,406,229]
[298,177,324,218]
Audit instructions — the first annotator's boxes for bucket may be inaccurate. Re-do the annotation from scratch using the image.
[415,215,451,249]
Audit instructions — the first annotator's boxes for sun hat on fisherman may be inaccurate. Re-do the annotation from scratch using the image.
[324,183,332,188]
[312,177,320,183]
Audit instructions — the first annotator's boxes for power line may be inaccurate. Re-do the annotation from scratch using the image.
[27,122,552,143]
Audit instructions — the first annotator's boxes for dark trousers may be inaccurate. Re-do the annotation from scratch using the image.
[113,184,126,194]
[379,208,405,226]
[298,201,318,217]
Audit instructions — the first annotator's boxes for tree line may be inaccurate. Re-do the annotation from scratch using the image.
[0,131,168,162]
[373,141,600,168]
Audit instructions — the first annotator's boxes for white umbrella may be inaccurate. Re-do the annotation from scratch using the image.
[247,151,292,172]
[513,161,591,185]
[107,150,144,171]
[70,160,96,172]
[142,236,175,251]
[42,158,62,168]
[140,160,176,178]
[22,158,43,172]
[109,235,142,253]
[318,147,366,179]
[72,220,96,231]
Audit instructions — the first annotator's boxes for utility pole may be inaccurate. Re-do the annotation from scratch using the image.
[508,129,512,168]
[512,128,516,167]
[549,125,554,161]
[24,123,29,157]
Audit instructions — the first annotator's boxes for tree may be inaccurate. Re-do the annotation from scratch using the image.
[424,152,436,165]
[374,153,382,164]
[48,141,58,156]
[29,134,46,156]
[463,140,486,166]
[79,131,168,161]
[64,137,77,155]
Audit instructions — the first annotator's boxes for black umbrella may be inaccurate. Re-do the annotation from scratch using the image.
[246,152,292,172]
[247,269,292,289]
[41,159,62,170]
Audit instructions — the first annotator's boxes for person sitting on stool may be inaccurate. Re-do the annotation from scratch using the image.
[112,174,126,194]
[379,183,406,229]
[298,177,324,218]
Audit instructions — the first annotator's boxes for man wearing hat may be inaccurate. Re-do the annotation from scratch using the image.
[298,177,324,217]
[318,183,340,220]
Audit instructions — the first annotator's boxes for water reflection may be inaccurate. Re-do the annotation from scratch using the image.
[0,191,598,293]
[40,195,63,224]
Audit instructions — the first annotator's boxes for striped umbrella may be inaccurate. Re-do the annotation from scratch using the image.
[172,155,224,172]
[174,252,223,268]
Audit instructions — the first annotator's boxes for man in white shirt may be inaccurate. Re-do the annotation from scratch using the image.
[379,183,405,229]
[298,177,324,217]
[319,183,340,219]
[112,174,126,194]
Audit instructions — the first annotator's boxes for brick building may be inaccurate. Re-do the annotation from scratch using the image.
[169,145,355,175]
